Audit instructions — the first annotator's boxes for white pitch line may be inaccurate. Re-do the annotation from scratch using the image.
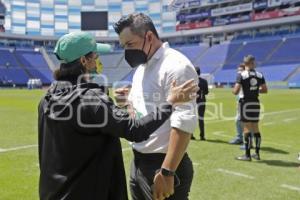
[216,168,255,179]
[263,122,274,126]
[206,118,231,124]
[283,118,298,123]
[281,184,300,192]
[0,145,37,153]
[193,162,200,166]
[212,131,232,138]
[206,108,300,124]
[264,108,300,116]
[0,145,133,153]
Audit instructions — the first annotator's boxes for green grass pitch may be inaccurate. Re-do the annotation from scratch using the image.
[0,88,299,200]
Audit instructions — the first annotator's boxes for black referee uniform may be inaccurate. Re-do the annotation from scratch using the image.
[236,69,266,159]
[196,77,208,140]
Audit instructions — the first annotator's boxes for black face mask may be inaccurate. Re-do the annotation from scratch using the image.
[125,34,152,68]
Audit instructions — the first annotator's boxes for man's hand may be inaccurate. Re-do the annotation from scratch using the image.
[152,171,174,200]
[113,87,130,107]
[167,79,198,105]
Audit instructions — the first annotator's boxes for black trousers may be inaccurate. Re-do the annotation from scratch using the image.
[130,150,194,200]
[197,102,206,137]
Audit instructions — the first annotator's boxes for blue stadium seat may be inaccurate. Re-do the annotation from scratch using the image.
[0,68,29,84]
[214,64,299,83]
[195,42,242,73]
[121,69,136,82]
[289,72,300,82]
[100,53,123,68]
[0,49,19,67]
[226,38,281,66]
[267,37,300,65]
[15,49,53,84]
[176,44,208,62]
[258,64,299,82]
[214,69,237,84]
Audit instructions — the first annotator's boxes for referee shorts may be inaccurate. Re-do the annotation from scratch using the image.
[239,99,260,122]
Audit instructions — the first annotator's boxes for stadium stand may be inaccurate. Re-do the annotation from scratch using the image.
[121,69,136,82]
[100,53,123,68]
[266,36,300,65]
[1,0,300,87]
[289,72,300,83]
[288,68,300,88]
[175,44,209,62]
[0,48,53,85]
[48,53,60,69]
[99,53,132,85]
[213,69,237,84]
[214,64,299,84]
[15,49,53,84]
[258,64,299,82]
[2,32,300,86]
[225,38,282,67]
[0,48,29,85]
[0,48,19,66]
[194,42,241,73]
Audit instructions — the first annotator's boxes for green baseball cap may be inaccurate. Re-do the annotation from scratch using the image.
[54,32,112,63]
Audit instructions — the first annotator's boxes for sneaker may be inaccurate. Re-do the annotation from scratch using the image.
[236,155,252,161]
[229,138,243,145]
[251,153,260,160]
[200,137,206,141]
[191,136,196,140]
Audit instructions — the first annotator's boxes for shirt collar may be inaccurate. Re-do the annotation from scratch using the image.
[146,42,169,67]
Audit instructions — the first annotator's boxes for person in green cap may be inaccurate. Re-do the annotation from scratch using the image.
[38,31,198,200]
[53,31,109,82]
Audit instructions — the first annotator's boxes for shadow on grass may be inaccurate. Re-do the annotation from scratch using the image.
[258,160,299,168]
[205,139,229,145]
[260,147,289,154]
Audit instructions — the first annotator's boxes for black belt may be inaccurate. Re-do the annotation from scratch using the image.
[239,98,259,102]
[133,149,166,161]
[133,149,188,162]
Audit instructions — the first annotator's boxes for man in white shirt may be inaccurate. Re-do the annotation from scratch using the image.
[114,13,198,200]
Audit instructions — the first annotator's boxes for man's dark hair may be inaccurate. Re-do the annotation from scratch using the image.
[195,67,200,76]
[54,52,94,81]
[238,63,245,70]
[243,55,255,64]
[113,13,159,39]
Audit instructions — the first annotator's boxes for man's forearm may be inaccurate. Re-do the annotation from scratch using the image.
[161,128,191,171]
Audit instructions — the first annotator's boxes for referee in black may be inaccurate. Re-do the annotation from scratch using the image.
[191,67,209,140]
[233,55,268,161]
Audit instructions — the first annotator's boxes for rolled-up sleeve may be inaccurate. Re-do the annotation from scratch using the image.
[164,62,199,134]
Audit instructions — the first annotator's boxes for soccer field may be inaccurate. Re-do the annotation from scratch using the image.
[0,88,299,200]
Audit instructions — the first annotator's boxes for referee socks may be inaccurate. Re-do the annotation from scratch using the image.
[254,132,261,155]
[244,133,252,157]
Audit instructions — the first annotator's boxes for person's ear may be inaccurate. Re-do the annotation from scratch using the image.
[80,56,90,72]
[80,56,87,66]
[147,32,153,43]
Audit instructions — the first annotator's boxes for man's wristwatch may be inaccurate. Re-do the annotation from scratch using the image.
[160,168,176,177]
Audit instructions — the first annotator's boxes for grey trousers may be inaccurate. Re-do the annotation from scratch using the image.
[130,151,194,200]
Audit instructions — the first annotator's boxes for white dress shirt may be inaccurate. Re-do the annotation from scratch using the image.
[128,42,198,154]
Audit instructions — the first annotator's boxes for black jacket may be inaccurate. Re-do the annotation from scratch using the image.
[38,81,173,200]
[196,77,209,102]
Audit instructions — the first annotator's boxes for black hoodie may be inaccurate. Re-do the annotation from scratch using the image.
[38,81,172,200]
